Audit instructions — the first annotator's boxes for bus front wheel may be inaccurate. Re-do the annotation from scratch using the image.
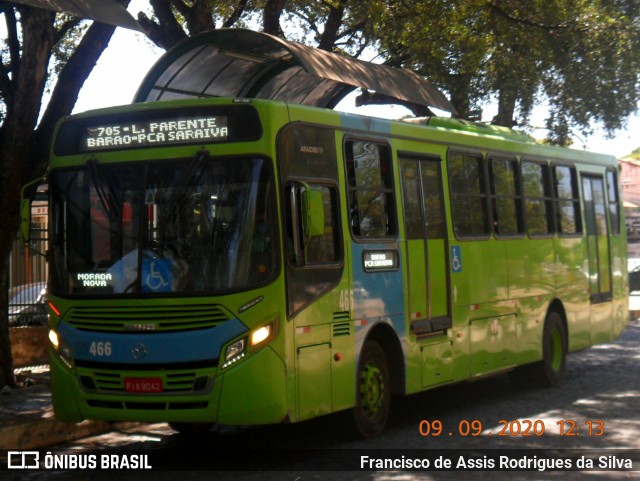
[537,311,567,387]
[353,339,391,438]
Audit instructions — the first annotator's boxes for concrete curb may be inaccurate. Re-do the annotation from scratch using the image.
[0,380,126,450]
[0,418,113,450]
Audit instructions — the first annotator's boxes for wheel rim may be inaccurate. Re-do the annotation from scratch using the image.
[359,362,385,417]
[549,327,563,372]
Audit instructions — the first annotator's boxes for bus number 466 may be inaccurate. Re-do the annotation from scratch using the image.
[89,341,112,357]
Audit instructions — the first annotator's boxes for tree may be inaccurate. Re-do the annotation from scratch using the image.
[366,0,640,144]
[137,0,372,54]
[0,1,129,388]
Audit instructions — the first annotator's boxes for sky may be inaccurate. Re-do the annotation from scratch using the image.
[73,0,640,159]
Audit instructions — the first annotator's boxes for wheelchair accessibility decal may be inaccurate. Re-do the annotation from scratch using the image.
[142,258,173,292]
[451,246,462,273]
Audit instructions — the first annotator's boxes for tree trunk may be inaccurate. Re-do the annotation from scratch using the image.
[493,89,517,128]
[318,0,346,52]
[0,8,55,389]
[0,5,123,389]
[448,76,472,119]
[35,19,120,164]
[263,0,286,36]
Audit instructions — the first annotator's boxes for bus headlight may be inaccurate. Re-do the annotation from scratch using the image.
[250,324,272,347]
[222,338,246,369]
[49,329,73,369]
[49,329,59,349]
[221,317,278,370]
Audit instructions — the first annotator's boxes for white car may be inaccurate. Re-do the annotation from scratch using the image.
[8,282,47,327]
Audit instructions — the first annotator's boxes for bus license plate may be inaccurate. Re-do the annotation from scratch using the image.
[123,377,163,393]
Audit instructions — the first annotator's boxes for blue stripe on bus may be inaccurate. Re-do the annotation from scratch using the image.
[350,242,406,340]
[56,318,248,365]
[339,112,392,134]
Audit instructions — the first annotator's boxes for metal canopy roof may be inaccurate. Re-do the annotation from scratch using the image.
[134,29,456,115]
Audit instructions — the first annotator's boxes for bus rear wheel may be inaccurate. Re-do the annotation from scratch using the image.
[536,311,567,387]
[353,340,391,438]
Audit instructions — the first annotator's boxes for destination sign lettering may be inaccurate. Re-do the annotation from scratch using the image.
[84,116,229,150]
[363,250,399,272]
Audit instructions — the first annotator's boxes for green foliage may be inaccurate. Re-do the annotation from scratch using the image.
[49,15,89,88]
[362,0,640,144]
[140,1,640,145]
[283,0,373,55]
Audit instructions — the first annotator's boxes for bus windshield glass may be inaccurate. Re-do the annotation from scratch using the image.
[49,155,278,296]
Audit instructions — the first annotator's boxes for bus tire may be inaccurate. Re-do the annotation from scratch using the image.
[536,311,567,387]
[353,339,391,438]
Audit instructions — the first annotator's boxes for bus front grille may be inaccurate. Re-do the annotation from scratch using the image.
[87,400,209,410]
[65,304,231,332]
[77,365,216,394]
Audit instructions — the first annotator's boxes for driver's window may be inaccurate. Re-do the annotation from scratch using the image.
[284,182,340,267]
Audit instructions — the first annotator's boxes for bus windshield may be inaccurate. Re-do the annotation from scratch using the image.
[49,155,278,296]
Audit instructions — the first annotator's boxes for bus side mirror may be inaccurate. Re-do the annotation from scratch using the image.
[20,198,32,243]
[302,187,324,238]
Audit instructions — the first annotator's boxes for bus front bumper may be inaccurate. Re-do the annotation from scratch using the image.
[50,344,288,426]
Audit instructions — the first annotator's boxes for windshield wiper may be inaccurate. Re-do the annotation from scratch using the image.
[162,150,209,223]
[87,158,120,222]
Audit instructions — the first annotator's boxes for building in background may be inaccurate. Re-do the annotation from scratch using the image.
[620,157,640,242]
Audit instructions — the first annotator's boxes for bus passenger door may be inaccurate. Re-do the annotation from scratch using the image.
[284,181,350,421]
[581,175,613,342]
[399,156,452,386]
[278,123,352,422]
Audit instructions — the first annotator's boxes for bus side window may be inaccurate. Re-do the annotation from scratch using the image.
[522,160,555,235]
[448,152,490,238]
[553,164,581,235]
[344,140,397,238]
[488,156,523,236]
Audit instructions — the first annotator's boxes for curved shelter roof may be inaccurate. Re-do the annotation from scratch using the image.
[134,29,456,115]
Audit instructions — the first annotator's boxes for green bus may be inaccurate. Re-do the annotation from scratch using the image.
[25,30,628,438]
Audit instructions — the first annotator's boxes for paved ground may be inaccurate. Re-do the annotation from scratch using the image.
[3,317,638,481]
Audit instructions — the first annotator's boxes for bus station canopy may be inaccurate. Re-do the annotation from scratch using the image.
[134,29,456,115]
[6,0,142,31]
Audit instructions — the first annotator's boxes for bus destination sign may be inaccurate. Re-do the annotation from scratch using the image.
[363,249,399,272]
[84,115,229,150]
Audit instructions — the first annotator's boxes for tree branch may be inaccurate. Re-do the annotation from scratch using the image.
[186,0,215,34]
[355,90,432,117]
[53,16,83,46]
[318,0,346,51]
[223,0,249,28]
[138,0,186,49]
[170,0,190,18]
[0,7,16,105]
[35,10,122,170]
[5,6,20,85]
[263,0,286,36]
[486,1,572,31]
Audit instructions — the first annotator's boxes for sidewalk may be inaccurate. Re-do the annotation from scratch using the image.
[0,366,116,450]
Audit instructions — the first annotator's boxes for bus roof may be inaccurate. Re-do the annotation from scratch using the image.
[134,28,456,115]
